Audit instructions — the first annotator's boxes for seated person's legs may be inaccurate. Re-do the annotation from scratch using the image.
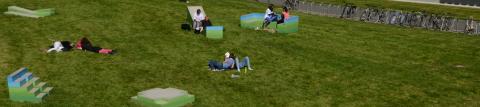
[238,57,253,70]
[193,21,198,29]
[277,19,284,24]
[278,15,285,24]
[271,15,279,22]
[262,15,279,28]
[194,21,204,33]
[262,19,271,29]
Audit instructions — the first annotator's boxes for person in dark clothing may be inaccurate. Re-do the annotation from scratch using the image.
[76,37,116,55]
[60,41,73,51]
[202,16,212,28]
[277,6,289,24]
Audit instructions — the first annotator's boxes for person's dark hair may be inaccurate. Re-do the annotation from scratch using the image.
[196,9,201,15]
[283,6,288,13]
[268,4,274,11]
[229,52,237,69]
[229,52,236,59]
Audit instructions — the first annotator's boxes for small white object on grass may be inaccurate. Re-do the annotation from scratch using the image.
[455,65,465,68]
[231,74,240,78]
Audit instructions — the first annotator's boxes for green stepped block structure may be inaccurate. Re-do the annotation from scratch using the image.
[7,67,53,103]
[4,6,55,18]
[240,13,299,33]
[132,88,195,107]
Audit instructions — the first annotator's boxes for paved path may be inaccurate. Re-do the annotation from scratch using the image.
[392,0,480,9]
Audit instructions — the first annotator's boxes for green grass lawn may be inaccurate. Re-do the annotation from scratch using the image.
[310,0,480,20]
[1,0,480,106]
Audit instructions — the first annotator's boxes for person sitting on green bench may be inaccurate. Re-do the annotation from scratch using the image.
[193,9,205,34]
[262,4,278,29]
[277,6,290,24]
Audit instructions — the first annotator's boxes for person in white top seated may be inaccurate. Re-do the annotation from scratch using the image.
[262,4,278,29]
[193,9,205,34]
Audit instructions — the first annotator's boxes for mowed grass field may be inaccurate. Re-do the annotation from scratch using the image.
[312,0,480,20]
[0,0,480,106]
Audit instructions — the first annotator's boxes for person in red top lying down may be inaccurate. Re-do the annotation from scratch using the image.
[76,37,116,55]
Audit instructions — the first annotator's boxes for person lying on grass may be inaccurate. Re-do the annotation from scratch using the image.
[47,41,73,53]
[208,52,253,71]
[76,37,116,55]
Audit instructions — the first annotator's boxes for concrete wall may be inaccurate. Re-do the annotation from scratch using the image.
[395,0,440,3]
[394,0,479,7]
[440,0,479,6]
[413,0,440,3]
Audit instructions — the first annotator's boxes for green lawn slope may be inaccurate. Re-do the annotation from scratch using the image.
[0,0,479,106]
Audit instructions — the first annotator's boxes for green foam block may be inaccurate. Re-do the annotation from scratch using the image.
[206,26,223,39]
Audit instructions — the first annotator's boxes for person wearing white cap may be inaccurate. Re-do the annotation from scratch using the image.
[208,52,253,71]
[208,52,234,71]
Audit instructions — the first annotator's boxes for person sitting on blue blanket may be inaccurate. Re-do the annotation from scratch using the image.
[208,52,253,71]
[262,4,278,29]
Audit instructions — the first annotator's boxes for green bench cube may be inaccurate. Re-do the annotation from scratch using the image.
[277,16,299,33]
[132,88,195,107]
[206,26,223,39]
